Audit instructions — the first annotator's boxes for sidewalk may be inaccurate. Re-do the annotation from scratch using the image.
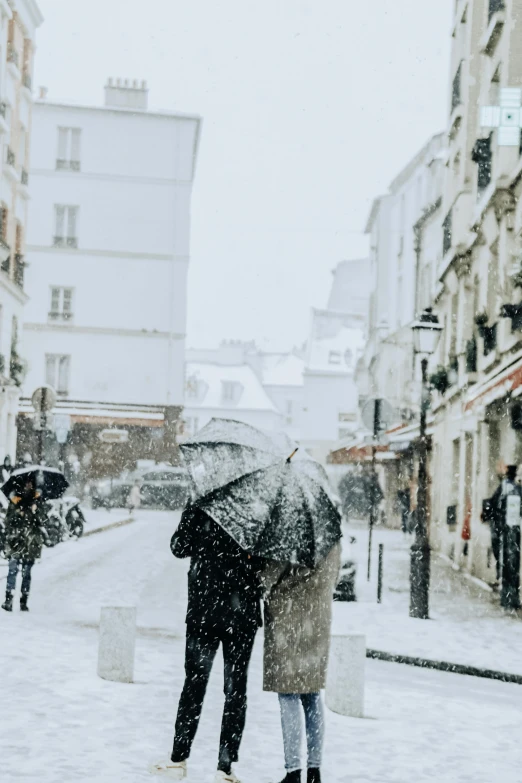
[335,520,522,676]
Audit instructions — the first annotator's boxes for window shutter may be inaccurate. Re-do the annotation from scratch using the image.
[50,288,60,313]
[63,288,73,315]
[55,205,65,238]
[71,129,81,163]
[57,127,68,160]
[45,355,56,387]
[67,206,77,239]
[58,356,70,393]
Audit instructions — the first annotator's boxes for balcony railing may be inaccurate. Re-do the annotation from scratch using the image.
[53,236,78,249]
[48,310,73,322]
[14,253,24,287]
[56,159,81,172]
[6,147,15,167]
[7,45,19,69]
[489,0,505,23]
[20,169,28,186]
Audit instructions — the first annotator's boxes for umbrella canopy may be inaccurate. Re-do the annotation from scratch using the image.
[180,418,341,567]
[2,465,69,501]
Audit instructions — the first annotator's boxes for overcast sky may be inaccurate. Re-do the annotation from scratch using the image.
[34,0,453,349]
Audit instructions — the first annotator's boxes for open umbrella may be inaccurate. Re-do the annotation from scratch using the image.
[2,465,69,501]
[180,418,341,567]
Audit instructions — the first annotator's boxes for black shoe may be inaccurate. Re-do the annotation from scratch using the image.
[307,770,321,783]
[278,772,301,783]
[2,592,13,612]
[20,595,29,612]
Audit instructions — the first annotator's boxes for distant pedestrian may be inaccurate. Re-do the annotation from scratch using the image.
[2,454,13,484]
[128,479,142,516]
[261,543,341,783]
[1,477,47,612]
[484,464,522,583]
[150,505,263,783]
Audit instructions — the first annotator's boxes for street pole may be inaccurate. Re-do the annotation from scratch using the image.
[409,358,431,619]
[367,398,381,581]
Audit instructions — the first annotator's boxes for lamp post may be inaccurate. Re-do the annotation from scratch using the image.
[410,308,443,619]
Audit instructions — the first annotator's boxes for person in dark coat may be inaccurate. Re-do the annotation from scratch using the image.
[1,478,47,612]
[484,465,522,582]
[151,505,263,783]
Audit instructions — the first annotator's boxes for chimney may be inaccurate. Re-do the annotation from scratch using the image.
[104,77,148,111]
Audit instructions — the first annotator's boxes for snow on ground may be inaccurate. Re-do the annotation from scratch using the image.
[337,521,522,676]
[1,511,522,782]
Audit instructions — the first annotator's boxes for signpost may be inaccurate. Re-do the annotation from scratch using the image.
[31,386,57,464]
[361,398,394,581]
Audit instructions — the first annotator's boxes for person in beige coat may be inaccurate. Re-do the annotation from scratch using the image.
[262,542,341,783]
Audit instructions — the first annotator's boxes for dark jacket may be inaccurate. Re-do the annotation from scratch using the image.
[487,479,522,530]
[3,495,47,561]
[171,505,263,635]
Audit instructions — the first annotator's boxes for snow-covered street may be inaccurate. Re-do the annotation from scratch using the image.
[2,510,522,783]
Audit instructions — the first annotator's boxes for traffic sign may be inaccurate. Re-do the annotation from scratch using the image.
[361,398,395,436]
[99,429,129,444]
[32,385,57,412]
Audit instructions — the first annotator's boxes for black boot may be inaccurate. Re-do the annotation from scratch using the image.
[2,591,13,612]
[307,770,321,783]
[279,772,301,783]
[20,594,29,612]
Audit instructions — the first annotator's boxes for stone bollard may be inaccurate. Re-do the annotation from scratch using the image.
[97,606,137,683]
[326,633,366,718]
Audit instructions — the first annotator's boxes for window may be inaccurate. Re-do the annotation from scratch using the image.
[472,136,492,194]
[45,354,70,395]
[328,350,342,365]
[442,209,452,255]
[222,381,236,401]
[186,376,199,400]
[54,205,78,248]
[57,127,81,171]
[451,62,462,113]
[49,287,74,321]
[489,0,505,23]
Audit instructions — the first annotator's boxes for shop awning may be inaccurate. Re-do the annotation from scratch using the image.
[464,356,522,413]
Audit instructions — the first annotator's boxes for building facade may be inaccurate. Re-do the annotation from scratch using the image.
[430,0,522,581]
[0,0,42,461]
[19,80,201,472]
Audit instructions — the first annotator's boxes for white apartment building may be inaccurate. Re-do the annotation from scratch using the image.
[362,133,446,418]
[19,79,201,471]
[0,0,42,461]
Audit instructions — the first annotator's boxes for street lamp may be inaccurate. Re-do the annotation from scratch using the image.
[410,308,443,619]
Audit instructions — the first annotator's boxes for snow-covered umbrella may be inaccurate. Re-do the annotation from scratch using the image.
[180,418,342,567]
[2,465,69,501]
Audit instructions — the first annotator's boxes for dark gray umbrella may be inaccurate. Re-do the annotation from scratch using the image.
[2,465,69,501]
[180,418,341,567]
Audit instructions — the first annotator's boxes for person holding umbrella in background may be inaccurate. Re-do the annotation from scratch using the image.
[1,465,68,612]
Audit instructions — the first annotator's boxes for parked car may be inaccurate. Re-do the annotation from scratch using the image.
[334,535,358,602]
[140,467,190,509]
[90,470,142,509]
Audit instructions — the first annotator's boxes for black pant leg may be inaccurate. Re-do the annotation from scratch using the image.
[21,561,34,596]
[491,527,502,579]
[171,631,220,762]
[218,627,257,770]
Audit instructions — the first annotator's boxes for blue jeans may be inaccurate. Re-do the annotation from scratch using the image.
[6,558,34,595]
[278,693,324,771]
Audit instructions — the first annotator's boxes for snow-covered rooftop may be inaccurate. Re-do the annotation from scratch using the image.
[261,353,305,387]
[306,310,365,373]
[185,362,278,411]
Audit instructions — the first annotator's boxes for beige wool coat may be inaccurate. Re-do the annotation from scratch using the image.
[262,543,341,694]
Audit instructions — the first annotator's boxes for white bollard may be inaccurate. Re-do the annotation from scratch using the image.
[97,606,137,683]
[326,633,366,718]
